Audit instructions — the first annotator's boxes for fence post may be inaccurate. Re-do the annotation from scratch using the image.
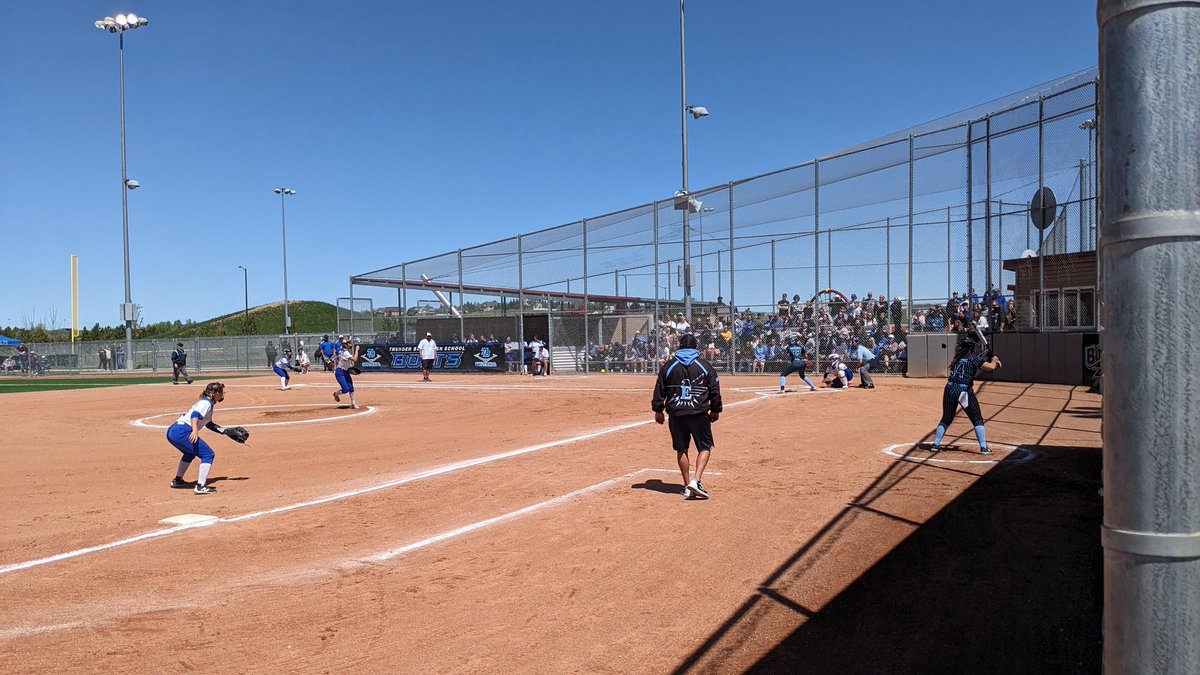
[728,182,735,373]
[985,115,993,293]
[583,218,589,374]
[967,120,974,296]
[813,159,821,298]
[517,234,525,372]
[457,249,465,340]
[907,135,915,328]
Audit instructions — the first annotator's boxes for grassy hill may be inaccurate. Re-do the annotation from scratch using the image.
[138,301,341,339]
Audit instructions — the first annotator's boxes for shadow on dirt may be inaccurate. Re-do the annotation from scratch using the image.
[631,478,685,495]
[675,443,1103,675]
[664,385,1104,673]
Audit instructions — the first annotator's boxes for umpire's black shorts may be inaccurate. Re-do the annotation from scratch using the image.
[668,412,715,453]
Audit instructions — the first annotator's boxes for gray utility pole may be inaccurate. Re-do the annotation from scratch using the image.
[1099,0,1200,673]
[274,187,296,333]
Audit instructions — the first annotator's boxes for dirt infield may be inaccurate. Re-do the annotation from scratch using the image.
[0,372,1102,673]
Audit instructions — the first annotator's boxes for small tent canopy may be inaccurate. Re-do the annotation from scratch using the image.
[0,336,23,346]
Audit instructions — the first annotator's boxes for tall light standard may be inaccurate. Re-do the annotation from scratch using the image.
[677,0,708,322]
[237,265,249,326]
[274,188,296,334]
[95,12,149,371]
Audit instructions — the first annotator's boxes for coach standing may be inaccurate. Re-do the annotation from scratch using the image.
[651,333,722,500]
[171,342,193,385]
[417,332,437,382]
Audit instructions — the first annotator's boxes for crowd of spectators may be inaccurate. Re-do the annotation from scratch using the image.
[587,285,1014,376]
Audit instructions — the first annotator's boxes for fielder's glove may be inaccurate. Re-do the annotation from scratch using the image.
[224,426,250,444]
[348,366,363,376]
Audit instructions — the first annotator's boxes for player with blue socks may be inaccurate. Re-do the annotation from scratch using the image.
[930,336,1002,454]
[273,348,302,390]
[779,335,817,392]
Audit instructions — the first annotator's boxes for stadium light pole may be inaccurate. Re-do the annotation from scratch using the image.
[274,188,296,334]
[237,265,249,325]
[95,12,149,371]
[678,0,709,323]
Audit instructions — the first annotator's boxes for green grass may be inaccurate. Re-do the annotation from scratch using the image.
[0,375,255,394]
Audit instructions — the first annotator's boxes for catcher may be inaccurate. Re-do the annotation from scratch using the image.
[166,382,250,494]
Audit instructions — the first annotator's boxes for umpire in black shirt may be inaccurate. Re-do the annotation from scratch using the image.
[652,333,723,500]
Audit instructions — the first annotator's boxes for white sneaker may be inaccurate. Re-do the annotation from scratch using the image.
[688,479,710,499]
[681,487,692,499]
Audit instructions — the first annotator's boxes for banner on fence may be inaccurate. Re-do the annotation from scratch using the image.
[356,342,505,373]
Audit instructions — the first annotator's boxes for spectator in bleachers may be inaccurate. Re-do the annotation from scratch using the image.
[751,339,767,373]
[776,294,791,319]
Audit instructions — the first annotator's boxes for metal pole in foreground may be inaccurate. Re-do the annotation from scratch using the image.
[1100,0,1200,672]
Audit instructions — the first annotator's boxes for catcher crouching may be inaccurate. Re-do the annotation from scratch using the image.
[166,382,249,495]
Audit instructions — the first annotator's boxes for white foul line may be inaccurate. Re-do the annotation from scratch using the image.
[365,468,655,563]
[4,394,765,577]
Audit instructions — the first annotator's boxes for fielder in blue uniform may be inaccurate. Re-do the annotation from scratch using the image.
[780,335,817,392]
[273,348,302,390]
[332,337,361,409]
[930,336,1002,454]
[166,381,229,494]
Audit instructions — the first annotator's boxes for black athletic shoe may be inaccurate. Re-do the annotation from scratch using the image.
[979,446,993,455]
[929,445,942,452]
[170,476,189,489]
[186,379,193,384]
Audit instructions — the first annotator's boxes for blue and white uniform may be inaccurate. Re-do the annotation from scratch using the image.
[166,396,219,464]
[273,353,299,388]
[331,341,361,408]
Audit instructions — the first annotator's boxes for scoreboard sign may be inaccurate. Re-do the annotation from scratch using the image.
[355,342,505,373]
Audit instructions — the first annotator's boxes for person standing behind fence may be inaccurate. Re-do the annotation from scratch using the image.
[265,341,278,368]
[417,332,437,382]
[332,336,361,408]
[171,342,193,385]
[115,344,126,371]
[652,333,722,500]
[319,335,336,371]
[505,336,520,373]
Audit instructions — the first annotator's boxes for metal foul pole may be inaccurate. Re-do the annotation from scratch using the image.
[1100,1,1200,672]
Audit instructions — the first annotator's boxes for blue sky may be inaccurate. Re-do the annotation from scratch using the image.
[0,1,1099,328]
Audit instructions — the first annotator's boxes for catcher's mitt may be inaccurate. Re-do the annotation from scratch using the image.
[348,366,363,376]
[225,426,250,444]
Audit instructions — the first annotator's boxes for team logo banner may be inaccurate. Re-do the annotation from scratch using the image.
[355,342,505,373]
